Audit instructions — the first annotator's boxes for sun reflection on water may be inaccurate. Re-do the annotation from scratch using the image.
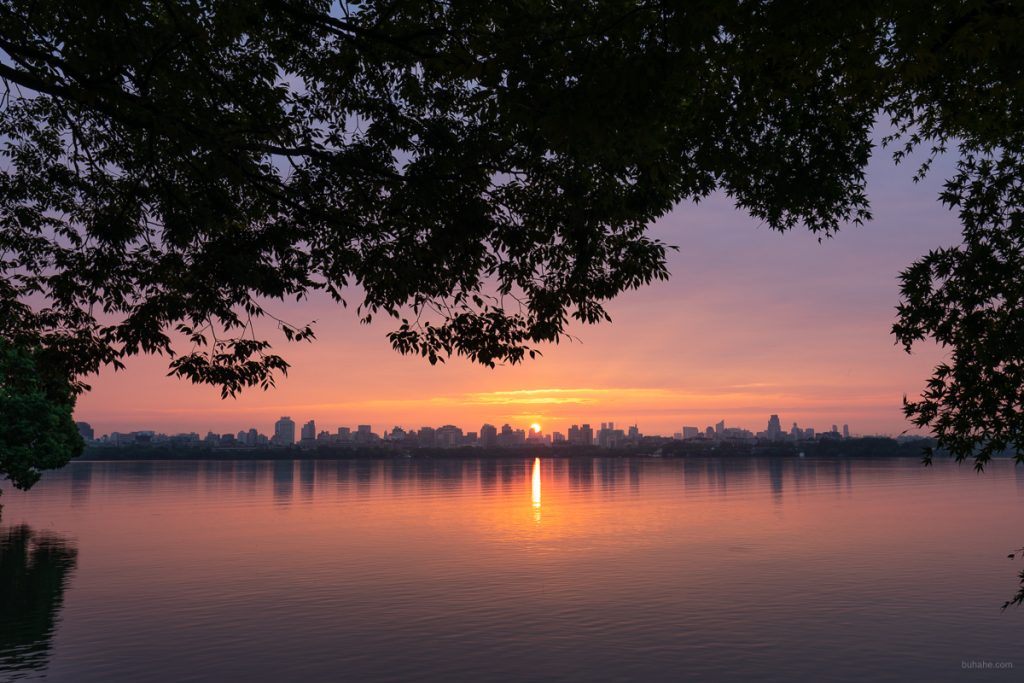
[531,457,541,522]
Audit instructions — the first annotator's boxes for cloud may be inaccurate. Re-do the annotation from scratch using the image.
[460,387,681,406]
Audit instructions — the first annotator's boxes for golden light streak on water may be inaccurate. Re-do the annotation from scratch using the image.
[531,457,542,522]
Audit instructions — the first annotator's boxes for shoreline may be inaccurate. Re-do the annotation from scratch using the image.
[78,437,939,462]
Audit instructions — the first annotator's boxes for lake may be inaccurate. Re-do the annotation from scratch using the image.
[1,456,1022,681]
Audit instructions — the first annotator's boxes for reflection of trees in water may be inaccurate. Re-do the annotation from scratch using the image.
[0,525,78,678]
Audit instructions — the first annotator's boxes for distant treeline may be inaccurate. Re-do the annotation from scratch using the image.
[79,437,941,461]
[655,436,939,459]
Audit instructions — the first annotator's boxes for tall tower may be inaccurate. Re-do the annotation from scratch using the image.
[300,420,316,443]
[274,416,296,445]
[767,414,782,440]
[581,423,594,446]
[480,423,498,448]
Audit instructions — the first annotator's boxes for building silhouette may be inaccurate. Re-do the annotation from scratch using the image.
[435,425,463,448]
[273,416,296,446]
[568,423,594,446]
[497,424,526,446]
[480,424,497,448]
[598,422,625,448]
[300,420,316,446]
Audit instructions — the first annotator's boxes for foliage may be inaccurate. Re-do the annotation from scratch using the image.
[1003,547,1024,611]
[0,1,1021,478]
[887,2,1024,469]
[0,525,78,673]
[0,343,83,491]
[0,0,882,386]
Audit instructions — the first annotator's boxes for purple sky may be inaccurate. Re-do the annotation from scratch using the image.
[75,133,963,438]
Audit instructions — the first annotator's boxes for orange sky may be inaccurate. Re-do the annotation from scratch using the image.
[75,146,961,439]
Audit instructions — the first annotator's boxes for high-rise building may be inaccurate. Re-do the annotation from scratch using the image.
[581,423,593,446]
[568,424,582,444]
[767,414,782,440]
[843,424,850,439]
[273,416,296,445]
[568,424,595,446]
[300,420,316,444]
[598,422,625,448]
[353,425,376,444]
[497,424,526,446]
[682,426,699,440]
[480,424,497,448]
[436,425,463,448]
[627,424,641,443]
[715,420,725,438]
[527,428,550,444]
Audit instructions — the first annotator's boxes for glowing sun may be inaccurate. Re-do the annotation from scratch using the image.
[530,423,542,433]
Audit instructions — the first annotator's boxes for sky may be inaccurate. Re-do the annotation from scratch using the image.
[74,139,964,439]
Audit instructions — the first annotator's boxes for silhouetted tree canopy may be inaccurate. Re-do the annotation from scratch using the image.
[0,1,1022,482]
[0,343,83,490]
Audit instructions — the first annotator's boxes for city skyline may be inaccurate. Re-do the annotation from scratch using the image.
[79,413,863,445]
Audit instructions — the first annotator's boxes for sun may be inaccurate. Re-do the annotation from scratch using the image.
[530,423,542,433]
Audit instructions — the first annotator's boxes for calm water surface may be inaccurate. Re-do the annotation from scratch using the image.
[1,456,1022,682]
